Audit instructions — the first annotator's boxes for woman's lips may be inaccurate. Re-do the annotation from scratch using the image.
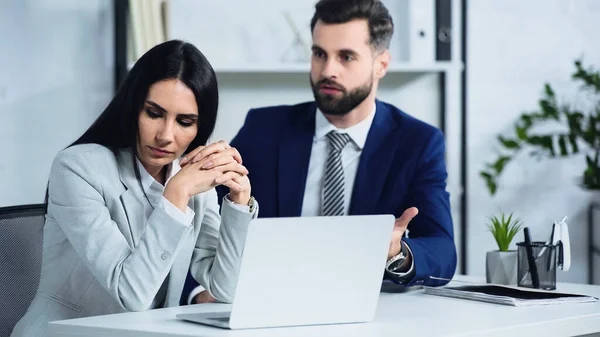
[149,146,172,157]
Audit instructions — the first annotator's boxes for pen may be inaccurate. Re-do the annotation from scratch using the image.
[523,227,540,288]
[546,223,555,272]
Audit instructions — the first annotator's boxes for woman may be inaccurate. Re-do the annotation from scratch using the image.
[11,40,257,337]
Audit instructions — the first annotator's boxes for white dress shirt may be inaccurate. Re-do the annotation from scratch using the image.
[135,157,251,306]
[300,107,375,217]
[301,106,414,278]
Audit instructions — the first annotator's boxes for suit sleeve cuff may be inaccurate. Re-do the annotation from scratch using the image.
[187,285,206,305]
[385,241,415,277]
[223,194,257,216]
[159,196,195,226]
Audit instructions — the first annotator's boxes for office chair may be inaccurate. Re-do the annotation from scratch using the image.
[0,204,46,337]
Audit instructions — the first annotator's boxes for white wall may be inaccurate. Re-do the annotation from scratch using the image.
[0,0,114,207]
[467,0,600,283]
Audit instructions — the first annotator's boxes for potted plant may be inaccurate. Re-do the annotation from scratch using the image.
[480,60,600,195]
[486,212,523,285]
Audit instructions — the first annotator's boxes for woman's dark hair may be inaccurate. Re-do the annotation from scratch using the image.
[310,0,394,52]
[70,39,218,154]
[44,40,218,206]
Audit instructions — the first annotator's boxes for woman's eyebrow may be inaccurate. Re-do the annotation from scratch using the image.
[145,101,167,113]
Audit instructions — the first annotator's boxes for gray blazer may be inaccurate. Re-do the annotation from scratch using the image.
[11,144,257,337]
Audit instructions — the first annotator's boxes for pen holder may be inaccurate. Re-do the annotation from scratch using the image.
[517,241,558,290]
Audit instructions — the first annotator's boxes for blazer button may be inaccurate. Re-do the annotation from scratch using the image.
[161,252,171,260]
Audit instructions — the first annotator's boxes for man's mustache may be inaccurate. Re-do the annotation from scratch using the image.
[315,79,346,92]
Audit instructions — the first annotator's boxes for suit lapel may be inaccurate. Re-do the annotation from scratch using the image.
[278,104,316,217]
[117,149,146,248]
[117,148,194,307]
[350,101,401,215]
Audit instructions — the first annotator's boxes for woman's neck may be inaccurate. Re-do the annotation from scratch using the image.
[153,166,167,185]
[143,164,167,186]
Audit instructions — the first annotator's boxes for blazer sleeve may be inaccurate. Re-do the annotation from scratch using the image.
[189,189,257,303]
[47,150,193,311]
[396,129,457,287]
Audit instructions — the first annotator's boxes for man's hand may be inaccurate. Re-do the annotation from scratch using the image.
[388,207,419,259]
[193,290,216,304]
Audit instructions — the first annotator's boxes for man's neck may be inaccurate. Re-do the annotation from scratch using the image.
[323,96,376,129]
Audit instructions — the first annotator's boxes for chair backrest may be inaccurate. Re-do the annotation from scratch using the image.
[0,204,46,337]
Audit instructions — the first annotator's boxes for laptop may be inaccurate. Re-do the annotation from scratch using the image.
[176,214,395,329]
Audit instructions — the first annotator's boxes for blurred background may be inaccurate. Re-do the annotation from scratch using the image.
[1,0,599,285]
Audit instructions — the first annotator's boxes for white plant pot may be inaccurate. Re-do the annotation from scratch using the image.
[486,250,518,285]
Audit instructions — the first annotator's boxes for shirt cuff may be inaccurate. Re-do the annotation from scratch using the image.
[159,196,195,226]
[223,194,252,213]
[187,285,206,305]
[386,241,415,277]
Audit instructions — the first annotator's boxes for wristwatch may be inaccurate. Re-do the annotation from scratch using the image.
[247,196,256,213]
[386,241,410,273]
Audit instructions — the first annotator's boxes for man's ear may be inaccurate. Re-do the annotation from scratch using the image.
[374,49,391,80]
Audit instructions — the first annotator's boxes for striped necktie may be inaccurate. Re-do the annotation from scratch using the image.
[322,131,352,216]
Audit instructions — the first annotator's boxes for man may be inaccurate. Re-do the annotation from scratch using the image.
[182,0,456,304]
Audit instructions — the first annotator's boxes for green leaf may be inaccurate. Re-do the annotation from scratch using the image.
[487,212,524,251]
[492,156,512,174]
[526,136,556,156]
[544,83,555,98]
[558,135,568,156]
[520,114,533,129]
[540,99,559,119]
[488,180,497,195]
[587,155,595,169]
[480,171,492,179]
[498,136,520,149]
[569,134,579,153]
[480,171,497,195]
[566,111,584,135]
[515,125,528,141]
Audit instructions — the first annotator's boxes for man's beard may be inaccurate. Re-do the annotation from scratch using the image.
[311,77,373,116]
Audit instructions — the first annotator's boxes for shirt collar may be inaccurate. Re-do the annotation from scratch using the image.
[135,156,181,193]
[314,104,376,150]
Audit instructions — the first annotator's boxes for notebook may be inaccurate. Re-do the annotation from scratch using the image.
[424,284,598,307]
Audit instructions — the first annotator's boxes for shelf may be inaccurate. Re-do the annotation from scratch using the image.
[126,61,462,74]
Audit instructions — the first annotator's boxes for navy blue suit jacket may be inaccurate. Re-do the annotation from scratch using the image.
[181,100,456,303]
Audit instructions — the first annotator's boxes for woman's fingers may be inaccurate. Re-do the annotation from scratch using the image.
[190,141,230,164]
[181,140,232,166]
[196,149,243,169]
[211,162,248,175]
[180,145,205,166]
[220,180,245,193]
[215,172,242,186]
[203,147,242,166]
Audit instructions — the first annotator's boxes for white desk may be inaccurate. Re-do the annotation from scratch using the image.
[48,276,600,337]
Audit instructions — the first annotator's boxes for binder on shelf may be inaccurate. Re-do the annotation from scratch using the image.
[435,0,452,61]
[409,0,435,63]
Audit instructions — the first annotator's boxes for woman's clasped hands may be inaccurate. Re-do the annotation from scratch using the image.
[164,141,252,210]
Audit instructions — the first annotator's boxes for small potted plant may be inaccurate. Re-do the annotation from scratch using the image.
[486,212,523,285]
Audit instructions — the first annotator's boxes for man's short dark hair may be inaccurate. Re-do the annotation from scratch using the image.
[310,0,394,51]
